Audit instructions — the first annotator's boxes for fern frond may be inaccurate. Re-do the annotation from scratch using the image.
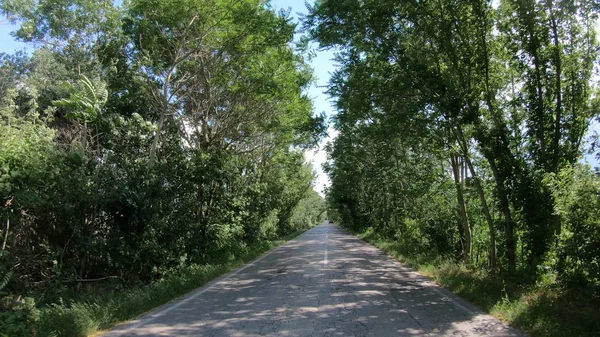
[99,87,109,105]
[81,75,97,103]
[0,270,12,291]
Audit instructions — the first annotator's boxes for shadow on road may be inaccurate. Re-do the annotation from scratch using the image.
[105,224,525,337]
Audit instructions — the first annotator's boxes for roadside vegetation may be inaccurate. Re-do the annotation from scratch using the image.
[307,0,600,336]
[0,0,326,336]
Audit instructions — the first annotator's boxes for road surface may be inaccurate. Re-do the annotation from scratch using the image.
[103,223,525,337]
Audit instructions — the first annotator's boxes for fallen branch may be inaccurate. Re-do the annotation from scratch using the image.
[64,276,121,283]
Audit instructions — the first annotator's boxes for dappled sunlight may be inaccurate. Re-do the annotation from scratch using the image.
[103,224,525,337]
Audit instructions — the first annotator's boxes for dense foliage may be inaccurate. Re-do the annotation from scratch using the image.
[0,0,326,334]
[307,0,600,292]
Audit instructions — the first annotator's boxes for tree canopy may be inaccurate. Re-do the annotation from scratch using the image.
[308,0,600,285]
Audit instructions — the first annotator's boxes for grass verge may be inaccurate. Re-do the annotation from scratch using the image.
[354,227,599,337]
[34,228,311,337]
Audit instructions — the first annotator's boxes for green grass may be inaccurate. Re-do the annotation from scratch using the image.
[354,227,600,337]
[34,228,311,337]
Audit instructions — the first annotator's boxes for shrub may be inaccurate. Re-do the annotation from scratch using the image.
[0,295,38,337]
[545,164,600,290]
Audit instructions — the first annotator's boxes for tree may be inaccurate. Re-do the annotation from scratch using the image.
[307,0,599,276]
[0,0,325,299]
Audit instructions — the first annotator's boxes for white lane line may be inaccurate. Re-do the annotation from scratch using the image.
[325,231,329,265]
[107,227,317,336]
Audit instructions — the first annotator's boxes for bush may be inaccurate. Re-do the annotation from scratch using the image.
[36,302,99,337]
[545,164,600,290]
[0,296,38,337]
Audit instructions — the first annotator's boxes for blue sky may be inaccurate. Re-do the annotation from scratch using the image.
[0,18,29,54]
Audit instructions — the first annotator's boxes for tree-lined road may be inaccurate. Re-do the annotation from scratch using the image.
[104,223,525,337]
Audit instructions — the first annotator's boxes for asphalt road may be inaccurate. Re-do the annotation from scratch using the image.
[103,223,526,337]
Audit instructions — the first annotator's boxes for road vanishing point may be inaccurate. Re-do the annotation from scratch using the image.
[103,223,526,337]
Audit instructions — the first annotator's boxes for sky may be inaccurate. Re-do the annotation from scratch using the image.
[0,1,340,196]
[0,18,29,54]
[268,0,339,195]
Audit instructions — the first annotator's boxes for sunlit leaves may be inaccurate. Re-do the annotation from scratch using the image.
[53,75,108,123]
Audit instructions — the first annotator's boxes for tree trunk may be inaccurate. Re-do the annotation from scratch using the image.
[2,217,8,251]
[474,8,514,272]
[548,1,563,237]
[450,153,471,262]
[149,66,176,167]
[148,112,166,167]
[486,155,516,273]
[197,183,208,263]
[455,126,497,271]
